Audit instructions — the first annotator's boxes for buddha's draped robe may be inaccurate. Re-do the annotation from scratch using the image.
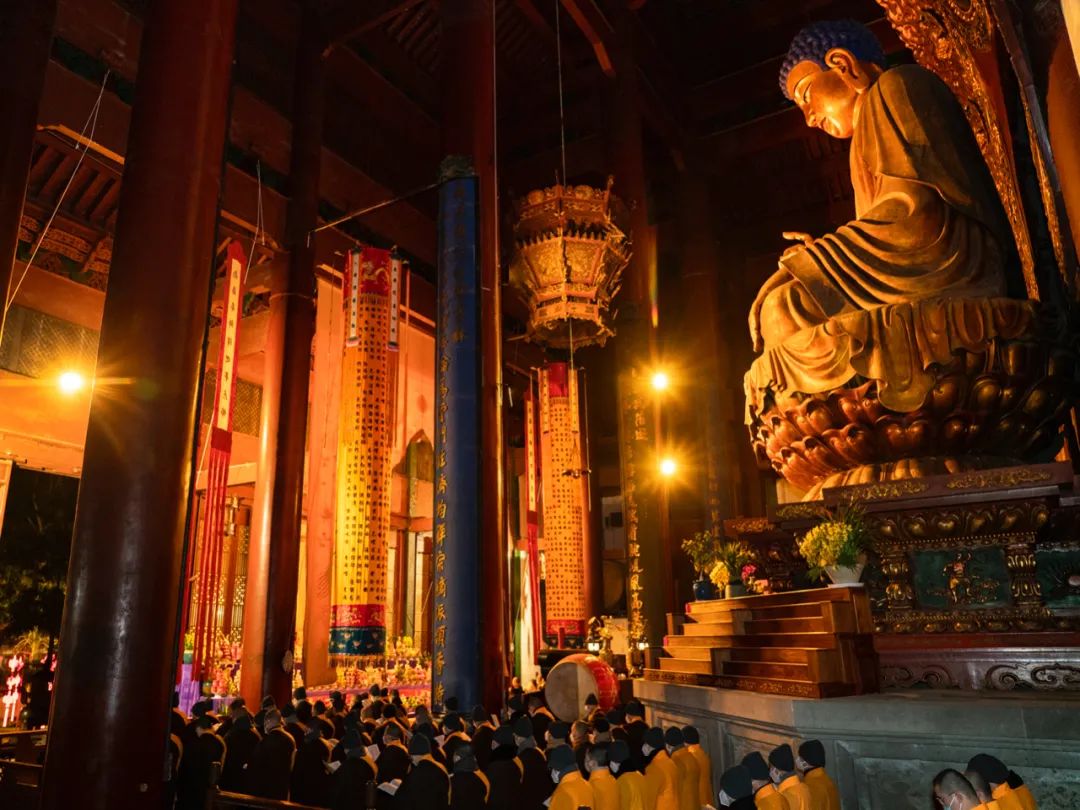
[759,63,1007,347]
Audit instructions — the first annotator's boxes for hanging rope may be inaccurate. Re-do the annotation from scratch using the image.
[6,69,111,314]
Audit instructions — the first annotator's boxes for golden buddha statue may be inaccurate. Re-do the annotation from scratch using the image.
[742,21,1073,497]
[750,19,1009,354]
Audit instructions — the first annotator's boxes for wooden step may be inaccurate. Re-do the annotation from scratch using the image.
[727,633,836,649]
[726,646,814,664]
[682,620,736,637]
[744,602,824,620]
[659,657,714,675]
[661,645,712,661]
[688,587,854,612]
[664,634,735,648]
[745,616,829,634]
[718,659,810,679]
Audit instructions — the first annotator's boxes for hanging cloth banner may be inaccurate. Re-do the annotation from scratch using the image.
[523,383,542,657]
[388,254,402,351]
[302,278,344,687]
[191,240,246,681]
[539,362,590,648]
[331,248,394,658]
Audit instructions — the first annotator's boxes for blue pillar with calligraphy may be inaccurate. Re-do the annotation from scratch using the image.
[431,158,482,710]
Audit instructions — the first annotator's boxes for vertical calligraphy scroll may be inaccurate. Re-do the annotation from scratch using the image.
[432,165,481,709]
[331,249,394,658]
[539,362,591,648]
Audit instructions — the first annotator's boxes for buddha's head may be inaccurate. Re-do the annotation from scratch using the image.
[780,20,888,139]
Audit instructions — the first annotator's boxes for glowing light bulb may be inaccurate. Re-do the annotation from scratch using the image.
[659,457,677,478]
[650,370,670,392]
[58,370,85,395]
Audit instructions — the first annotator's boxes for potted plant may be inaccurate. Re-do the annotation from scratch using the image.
[710,540,754,598]
[798,502,871,586]
[680,531,720,600]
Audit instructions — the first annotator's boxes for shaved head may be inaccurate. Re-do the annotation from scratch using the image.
[965,770,993,802]
[933,769,978,809]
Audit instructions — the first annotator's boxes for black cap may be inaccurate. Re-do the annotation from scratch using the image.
[664,727,684,747]
[194,715,216,730]
[967,754,1010,785]
[742,751,770,782]
[453,744,478,772]
[798,739,826,768]
[472,705,489,723]
[593,718,610,734]
[494,724,516,747]
[409,733,432,756]
[294,687,307,701]
[608,739,630,764]
[548,744,577,774]
[721,765,754,799]
[512,716,534,739]
[382,704,398,720]
[644,727,665,749]
[229,698,246,711]
[607,708,625,726]
[549,721,570,741]
[508,694,523,712]
[682,726,700,745]
[261,694,276,709]
[415,722,436,740]
[626,701,645,718]
[444,713,464,733]
[191,700,210,718]
[330,690,343,702]
[370,685,382,698]
[585,693,598,706]
[769,744,795,773]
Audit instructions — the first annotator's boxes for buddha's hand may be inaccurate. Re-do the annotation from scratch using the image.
[749,267,792,352]
[780,231,814,261]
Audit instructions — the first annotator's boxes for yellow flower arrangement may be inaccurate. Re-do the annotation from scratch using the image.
[797,502,870,578]
[708,561,731,588]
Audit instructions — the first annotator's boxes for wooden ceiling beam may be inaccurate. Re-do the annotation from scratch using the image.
[320,0,427,47]
[560,0,616,78]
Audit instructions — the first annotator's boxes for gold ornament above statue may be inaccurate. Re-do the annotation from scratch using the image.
[509,178,630,350]
[744,20,1079,499]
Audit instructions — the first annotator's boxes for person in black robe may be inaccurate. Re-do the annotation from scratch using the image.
[546,721,570,753]
[245,708,297,800]
[507,694,525,723]
[450,744,490,809]
[414,722,449,768]
[470,705,495,769]
[440,713,470,764]
[376,722,411,784]
[221,713,261,792]
[484,724,523,810]
[217,697,247,737]
[606,708,628,742]
[283,702,307,749]
[395,732,449,810]
[312,700,337,740]
[571,721,591,777]
[623,702,648,771]
[331,729,378,810]
[254,695,277,731]
[513,716,551,810]
[292,725,336,807]
[526,694,554,745]
[170,692,187,739]
[176,715,226,810]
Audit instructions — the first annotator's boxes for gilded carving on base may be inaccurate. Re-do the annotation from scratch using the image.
[985,663,1080,690]
[944,468,1054,490]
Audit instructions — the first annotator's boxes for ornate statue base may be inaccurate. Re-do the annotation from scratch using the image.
[746,296,1077,500]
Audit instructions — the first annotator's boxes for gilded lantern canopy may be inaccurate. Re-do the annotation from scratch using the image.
[509,179,631,350]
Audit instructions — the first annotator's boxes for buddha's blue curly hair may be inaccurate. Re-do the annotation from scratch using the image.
[779,20,887,99]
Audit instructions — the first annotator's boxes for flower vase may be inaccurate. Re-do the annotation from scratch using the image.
[692,578,717,601]
[725,583,746,598]
[824,563,865,587]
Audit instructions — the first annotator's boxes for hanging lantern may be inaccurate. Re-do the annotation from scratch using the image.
[509,178,631,350]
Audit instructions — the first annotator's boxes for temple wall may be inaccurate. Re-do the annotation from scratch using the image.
[636,679,1080,809]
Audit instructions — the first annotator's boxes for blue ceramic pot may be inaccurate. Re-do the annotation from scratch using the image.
[692,578,717,601]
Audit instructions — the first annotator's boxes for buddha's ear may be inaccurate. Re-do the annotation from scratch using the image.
[825,47,871,92]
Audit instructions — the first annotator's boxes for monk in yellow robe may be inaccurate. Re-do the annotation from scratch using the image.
[549,745,593,810]
[935,768,991,810]
[797,740,840,810]
[643,728,680,810]
[684,726,713,807]
[586,747,620,810]
[743,752,791,810]
[749,20,1009,354]
[719,765,758,809]
[666,728,702,810]
[608,741,647,810]
[769,745,813,810]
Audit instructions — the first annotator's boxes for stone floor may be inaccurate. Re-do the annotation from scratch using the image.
[634,679,1080,809]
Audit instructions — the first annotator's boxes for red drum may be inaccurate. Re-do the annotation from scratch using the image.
[545,653,619,721]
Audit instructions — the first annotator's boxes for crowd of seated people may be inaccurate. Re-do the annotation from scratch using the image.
[166,686,1038,810]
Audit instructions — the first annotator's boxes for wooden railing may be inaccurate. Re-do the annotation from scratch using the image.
[0,728,47,763]
[0,760,43,809]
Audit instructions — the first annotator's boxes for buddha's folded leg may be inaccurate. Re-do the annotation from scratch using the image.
[758,278,830,348]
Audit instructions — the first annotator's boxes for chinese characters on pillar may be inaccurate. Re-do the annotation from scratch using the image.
[331,249,396,657]
[618,377,648,648]
[540,362,590,647]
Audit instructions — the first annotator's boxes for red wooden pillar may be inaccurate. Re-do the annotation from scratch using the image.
[440,0,509,710]
[0,0,57,340]
[258,1,325,705]
[39,0,239,805]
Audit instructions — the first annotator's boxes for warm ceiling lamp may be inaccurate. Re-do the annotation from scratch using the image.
[57,370,86,395]
[650,370,670,392]
[658,457,677,478]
